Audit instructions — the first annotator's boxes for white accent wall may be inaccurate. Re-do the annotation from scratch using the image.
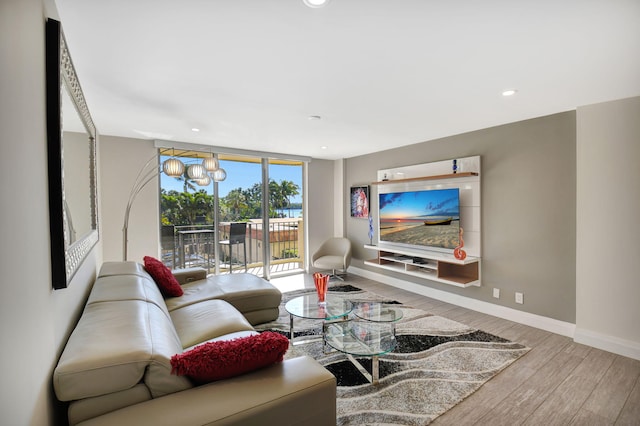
[0,1,102,424]
[99,136,160,263]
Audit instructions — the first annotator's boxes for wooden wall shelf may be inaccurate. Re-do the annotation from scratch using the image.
[371,172,478,185]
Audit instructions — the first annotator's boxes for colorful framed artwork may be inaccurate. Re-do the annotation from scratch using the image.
[350,185,370,218]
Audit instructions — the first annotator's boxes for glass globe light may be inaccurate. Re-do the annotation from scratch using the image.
[212,168,227,182]
[162,158,184,177]
[195,174,211,186]
[187,163,205,180]
[202,156,219,172]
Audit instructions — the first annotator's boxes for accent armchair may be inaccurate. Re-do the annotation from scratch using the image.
[311,237,352,281]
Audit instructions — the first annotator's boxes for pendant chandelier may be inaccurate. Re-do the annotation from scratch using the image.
[123,149,227,260]
[161,152,227,185]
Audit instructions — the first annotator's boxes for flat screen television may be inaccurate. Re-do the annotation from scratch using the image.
[378,187,460,253]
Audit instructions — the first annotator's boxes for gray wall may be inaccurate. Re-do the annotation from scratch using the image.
[307,159,339,260]
[576,96,640,353]
[346,112,577,323]
[0,1,102,424]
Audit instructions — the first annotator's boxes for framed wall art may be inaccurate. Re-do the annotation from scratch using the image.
[350,185,370,218]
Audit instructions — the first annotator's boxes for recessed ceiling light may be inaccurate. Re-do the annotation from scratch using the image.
[502,89,518,97]
[321,146,328,150]
[303,0,330,8]
[191,128,200,132]
[308,115,322,120]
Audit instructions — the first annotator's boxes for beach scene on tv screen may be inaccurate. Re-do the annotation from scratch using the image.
[379,188,460,249]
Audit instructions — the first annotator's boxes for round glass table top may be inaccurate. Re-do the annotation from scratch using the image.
[285,294,353,320]
[324,321,397,357]
[352,302,404,323]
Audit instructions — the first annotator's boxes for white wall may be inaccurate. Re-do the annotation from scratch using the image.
[575,96,640,359]
[0,1,101,424]
[99,135,160,263]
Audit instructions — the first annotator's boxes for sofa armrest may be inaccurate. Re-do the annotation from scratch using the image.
[172,267,207,285]
[75,356,336,426]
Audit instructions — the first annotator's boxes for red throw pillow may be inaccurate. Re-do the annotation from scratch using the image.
[143,256,183,297]
[170,332,289,383]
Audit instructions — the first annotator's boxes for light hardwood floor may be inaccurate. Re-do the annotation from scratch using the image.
[272,273,640,425]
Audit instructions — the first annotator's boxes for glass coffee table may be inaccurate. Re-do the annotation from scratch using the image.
[324,302,403,385]
[352,302,404,324]
[284,294,353,345]
[324,320,397,385]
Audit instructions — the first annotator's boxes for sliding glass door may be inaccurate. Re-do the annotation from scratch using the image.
[159,149,305,279]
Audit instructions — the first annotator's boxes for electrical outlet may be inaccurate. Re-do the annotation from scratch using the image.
[493,288,500,299]
[515,292,524,304]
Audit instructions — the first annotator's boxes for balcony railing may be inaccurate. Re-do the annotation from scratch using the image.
[161,218,304,276]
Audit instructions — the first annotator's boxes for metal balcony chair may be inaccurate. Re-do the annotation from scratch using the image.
[311,237,352,281]
[219,222,248,273]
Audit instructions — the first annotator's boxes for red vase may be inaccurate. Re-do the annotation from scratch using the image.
[313,273,329,304]
[454,227,467,260]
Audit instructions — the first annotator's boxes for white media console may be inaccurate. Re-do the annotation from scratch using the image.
[366,155,482,288]
[364,244,480,288]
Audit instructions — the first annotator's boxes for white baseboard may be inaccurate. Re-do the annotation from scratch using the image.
[348,266,640,361]
[349,266,576,338]
[574,328,640,361]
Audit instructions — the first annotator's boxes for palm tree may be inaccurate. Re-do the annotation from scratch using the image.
[172,167,197,193]
[223,188,248,221]
[268,180,286,215]
[278,180,300,217]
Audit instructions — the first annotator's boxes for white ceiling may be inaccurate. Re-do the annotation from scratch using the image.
[55,0,640,160]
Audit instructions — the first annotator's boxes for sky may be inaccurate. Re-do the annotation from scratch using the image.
[379,188,459,219]
[160,157,303,204]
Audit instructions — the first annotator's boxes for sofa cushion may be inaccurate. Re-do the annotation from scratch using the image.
[143,256,183,297]
[87,275,170,319]
[98,261,152,280]
[68,384,151,426]
[54,300,192,401]
[164,273,281,323]
[170,332,289,383]
[170,299,255,348]
[163,279,224,312]
[210,273,282,314]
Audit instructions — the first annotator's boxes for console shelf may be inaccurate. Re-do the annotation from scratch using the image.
[364,244,480,288]
[371,172,478,185]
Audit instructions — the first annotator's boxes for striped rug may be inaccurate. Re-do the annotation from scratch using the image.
[255,284,529,426]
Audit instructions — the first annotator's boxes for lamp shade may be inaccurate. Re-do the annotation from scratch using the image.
[162,158,185,177]
[195,174,211,186]
[212,168,227,182]
[202,156,219,172]
[187,163,205,179]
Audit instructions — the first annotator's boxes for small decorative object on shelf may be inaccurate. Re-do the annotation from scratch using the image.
[368,215,374,245]
[454,227,467,260]
[452,159,458,174]
[313,273,329,305]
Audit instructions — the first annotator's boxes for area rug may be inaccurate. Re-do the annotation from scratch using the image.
[255,283,530,426]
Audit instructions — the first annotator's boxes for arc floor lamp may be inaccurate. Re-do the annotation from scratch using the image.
[122,151,227,261]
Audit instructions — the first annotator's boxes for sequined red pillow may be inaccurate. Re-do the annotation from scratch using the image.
[170,332,289,383]
[143,256,183,297]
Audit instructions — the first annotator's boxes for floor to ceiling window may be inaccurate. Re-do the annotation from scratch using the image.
[158,148,305,279]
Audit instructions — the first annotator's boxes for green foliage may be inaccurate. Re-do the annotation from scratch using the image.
[280,248,298,259]
[161,179,301,225]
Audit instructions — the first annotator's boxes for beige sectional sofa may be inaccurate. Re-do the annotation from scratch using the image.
[53,261,336,426]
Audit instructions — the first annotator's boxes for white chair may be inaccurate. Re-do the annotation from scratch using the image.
[311,237,352,280]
